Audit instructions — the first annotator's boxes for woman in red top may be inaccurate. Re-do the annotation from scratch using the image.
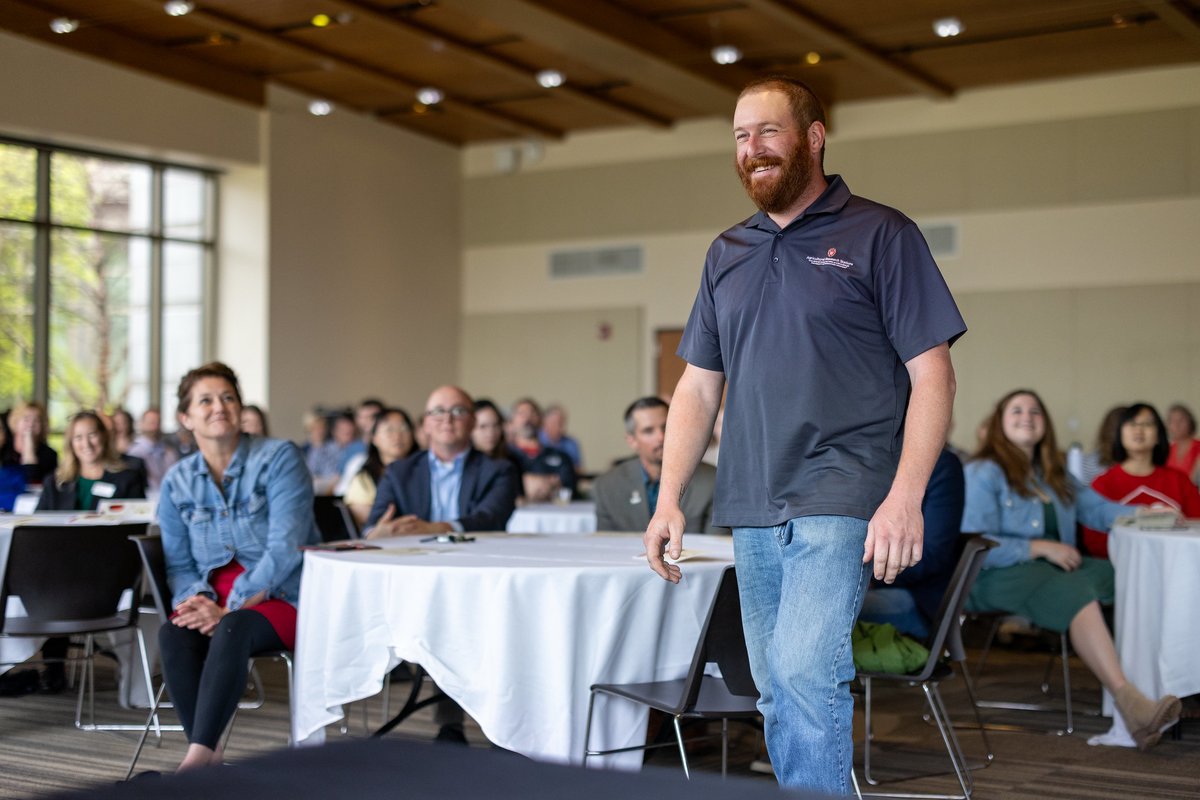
[1085,403,1200,557]
[1166,404,1200,485]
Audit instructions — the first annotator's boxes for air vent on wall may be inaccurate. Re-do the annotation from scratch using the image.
[917,221,959,258]
[549,245,643,279]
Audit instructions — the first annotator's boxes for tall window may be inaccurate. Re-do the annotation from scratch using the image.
[0,137,215,428]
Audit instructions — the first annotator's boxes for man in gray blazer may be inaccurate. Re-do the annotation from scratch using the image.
[594,397,720,534]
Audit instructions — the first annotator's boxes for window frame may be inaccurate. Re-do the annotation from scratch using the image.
[0,133,218,421]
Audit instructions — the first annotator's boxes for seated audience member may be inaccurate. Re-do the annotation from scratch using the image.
[539,404,582,470]
[240,404,270,437]
[171,412,198,457]
[1079,405,1125,484]
[109,407,136,454]
[36,410,147,694]
[334,399,386,496]
[301,411,339,493]
[330,410,361,476]
[594,397,718,534]
[37,410,147,511]
[471,399,511,461]
[9,401,57,486]
[364,385,518,745]
[507,398,576,501]
[366,386,518,537]
[0,412,25,511]
[1083,403,1200,558]
[963,389,1179,749]
[126,407,180,490]
[343,408,417,527]
[158,361,319,772]
[1166,403,1200,485]
[859,447,963,638]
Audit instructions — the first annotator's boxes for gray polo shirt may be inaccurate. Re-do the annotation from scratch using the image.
[678,175,966,527]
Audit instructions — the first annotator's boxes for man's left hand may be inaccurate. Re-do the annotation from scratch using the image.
[392,515,452,535]
[864,493,924,583]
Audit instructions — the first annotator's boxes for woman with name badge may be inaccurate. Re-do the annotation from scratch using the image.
[36,410,146,512]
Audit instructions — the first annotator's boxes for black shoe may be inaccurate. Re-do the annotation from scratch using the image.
[38,668,66,695]
[435,724,468,745]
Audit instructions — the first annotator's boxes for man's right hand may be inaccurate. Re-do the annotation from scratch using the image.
[367,503,401,540]
[644,506,685,583]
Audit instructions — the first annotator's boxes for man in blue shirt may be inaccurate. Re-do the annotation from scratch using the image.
[366,385,518,537]
[643,77,965,794]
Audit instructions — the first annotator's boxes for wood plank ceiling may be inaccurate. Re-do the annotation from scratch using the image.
[3,0,1200,145]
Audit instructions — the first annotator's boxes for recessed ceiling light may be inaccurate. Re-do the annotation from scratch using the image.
[804,51,821,66]
[416,87,444,105]
[308,99,333,116]
[163,1,194,16]
[49,17,79,34]
[536,69,564,89]
[711,45,742,65]
[933,17,964,38]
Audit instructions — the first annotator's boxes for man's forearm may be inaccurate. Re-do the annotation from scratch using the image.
[891,345,956,500]
[659,366,725,510]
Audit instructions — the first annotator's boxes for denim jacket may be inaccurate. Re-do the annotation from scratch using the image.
[158,435,319,609]
[962,459,1128,570]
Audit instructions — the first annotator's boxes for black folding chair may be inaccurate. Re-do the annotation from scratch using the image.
[855,535,997,800]
[125,534,293,780]
[0,522,152,732]
[313,495,359,541]
[583,567,760,778]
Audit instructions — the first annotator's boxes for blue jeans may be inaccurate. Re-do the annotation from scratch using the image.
[733,516,870,795]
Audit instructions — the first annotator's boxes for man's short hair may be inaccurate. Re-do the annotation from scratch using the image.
[511,397,542,418]
[738,76,826,167]
[359,398,385,411]
[623,396,669,435]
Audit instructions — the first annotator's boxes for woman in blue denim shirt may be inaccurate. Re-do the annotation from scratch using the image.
[963,389,1179,749]
[157,362,319,772]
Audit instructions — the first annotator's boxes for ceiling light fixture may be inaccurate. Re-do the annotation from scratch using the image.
[311,13,332,28]
[711,45,742,65]
[536,69,564,89]
[804,51,821,66]
[163,1,194,16]
[932,17,964,38]
[308,99,333,116]
[416,86,444,105]
[49,17,79,34]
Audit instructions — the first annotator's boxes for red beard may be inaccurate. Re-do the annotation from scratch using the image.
[735,139,813,215]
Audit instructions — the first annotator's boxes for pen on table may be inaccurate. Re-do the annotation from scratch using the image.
[419,535,439,543]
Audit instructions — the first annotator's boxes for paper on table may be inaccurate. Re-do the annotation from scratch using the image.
[635,548,706,563]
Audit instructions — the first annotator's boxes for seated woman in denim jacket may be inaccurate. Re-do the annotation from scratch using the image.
[158,362,319,772]
[963,388,1179,750]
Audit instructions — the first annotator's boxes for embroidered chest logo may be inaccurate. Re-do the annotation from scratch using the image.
[806,247,854,270]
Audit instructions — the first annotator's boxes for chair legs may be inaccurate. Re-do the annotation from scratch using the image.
[859,677,975,800]
[968,631,1095,735]
[75,629,165,732]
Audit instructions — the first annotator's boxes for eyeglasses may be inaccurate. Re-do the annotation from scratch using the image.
[1123,419,1157,429]
[426,405,472,420]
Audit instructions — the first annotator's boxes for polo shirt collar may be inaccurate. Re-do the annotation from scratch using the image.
[746,174,852,233]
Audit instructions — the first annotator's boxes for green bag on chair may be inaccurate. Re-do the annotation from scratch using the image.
[851,621,930,674]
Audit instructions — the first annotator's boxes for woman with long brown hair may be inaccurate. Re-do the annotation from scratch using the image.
[962,389,1180,749]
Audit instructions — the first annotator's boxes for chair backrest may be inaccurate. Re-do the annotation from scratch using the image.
[313,495,358,542]
[679,567,758,710]
[0,522,148,633]
[130,534,172,624]
[904,534,996,681]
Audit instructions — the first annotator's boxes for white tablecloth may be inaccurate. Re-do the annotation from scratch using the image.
[1092,522,1200,747]
[505,502,597,533]
[0,513,158,706]
[293,532,735,766]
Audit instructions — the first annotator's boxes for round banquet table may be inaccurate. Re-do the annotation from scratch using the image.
[505,501,597,534]
[292,532,735,767]
[1090,521,1200,748]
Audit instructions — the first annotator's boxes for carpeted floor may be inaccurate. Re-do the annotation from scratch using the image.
[0,643,1195,798]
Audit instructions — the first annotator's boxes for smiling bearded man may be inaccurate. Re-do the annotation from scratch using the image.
[642,76,967,795]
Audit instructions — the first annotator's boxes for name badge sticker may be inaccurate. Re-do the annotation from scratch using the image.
[92,481,117,498]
